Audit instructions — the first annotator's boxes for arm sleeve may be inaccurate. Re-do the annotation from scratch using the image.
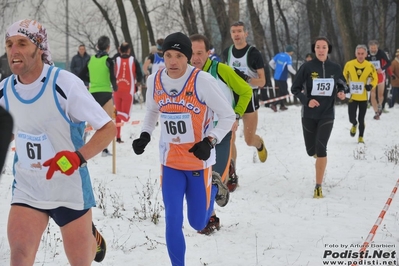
[196,73,235,143]
[106,57,117,91]
[141,74,160,135]
[287,64,296,75]
[291,64,310,106]
[381,52,391,71]
[134,59,143,83]
[78,63,89,84]
[269,59,276,69]
[218,63,252,116]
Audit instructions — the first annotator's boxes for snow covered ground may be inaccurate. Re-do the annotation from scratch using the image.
[1,102,399,266]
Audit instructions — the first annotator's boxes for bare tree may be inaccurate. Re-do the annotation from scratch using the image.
[197,0,212,44]
[129,0,150,61]
[275,0,291,45]
[92,0,120,51]
[334,0,357,63]
[210,0,231,51]
[267,0,279,54]
[116,0,135,56]
[140,0,155,45]
[306,0,322,42]
[395,0,399,49]
[247,0,267,61]
[179,0,198,35]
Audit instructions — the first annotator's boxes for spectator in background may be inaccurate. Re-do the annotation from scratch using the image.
[142,38,165,76]
[389,49,399,108]
[114,42,143,143]
[70,44,90,80]
[0,52,12,81]
[305,53,314,62]
[269,45,296,112]
[209,44,221,62]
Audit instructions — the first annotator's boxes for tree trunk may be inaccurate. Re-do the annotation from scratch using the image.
[334,0,357,64]
[359,0,369,43]
[275,0,291,45]
[378,0,388,49]
[267,0,279,54]
[140,0,155,46]
[91,0,120,52]
[115,0,134,56]
[198,0,212,44]
[247,0,267,61]
[129,0,149,61]
[306,0,322,42]
[396,0,399,50]
[210,0,231,51]
[179,0,198,35]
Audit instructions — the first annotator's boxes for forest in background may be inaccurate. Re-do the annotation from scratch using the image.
[1,0,399,69]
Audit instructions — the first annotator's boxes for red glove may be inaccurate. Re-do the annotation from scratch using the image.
[43,151,80,180]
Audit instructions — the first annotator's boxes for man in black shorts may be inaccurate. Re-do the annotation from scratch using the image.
[223,21,267,191]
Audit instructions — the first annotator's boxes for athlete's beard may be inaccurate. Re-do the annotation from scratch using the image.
[370,51,377,56]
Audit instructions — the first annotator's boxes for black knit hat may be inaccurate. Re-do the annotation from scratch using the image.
[162,32,192,61]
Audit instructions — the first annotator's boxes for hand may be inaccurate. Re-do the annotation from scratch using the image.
[231,120,239,132]
[188,137,213,160]
[132,132,151,155]
[233,68,250,82]
[391,75,396,80]
[308,99,320,108]
[43,151,81,180]
[365,85,373,91]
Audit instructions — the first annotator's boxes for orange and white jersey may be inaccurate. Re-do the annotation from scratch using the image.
[143,65,235,171]
[115,56,136,94]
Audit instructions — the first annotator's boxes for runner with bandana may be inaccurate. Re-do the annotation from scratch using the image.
[0,19,114,265]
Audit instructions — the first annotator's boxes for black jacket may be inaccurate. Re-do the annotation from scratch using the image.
[70,52,90,86]
[291,58,347,119]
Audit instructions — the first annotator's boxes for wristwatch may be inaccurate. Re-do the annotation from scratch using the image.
[207,136,217,148]
[235,113,241,120]
[75,150,87,167]
[247,77,252,84]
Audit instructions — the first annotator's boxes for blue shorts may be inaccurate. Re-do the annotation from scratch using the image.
[12,203,89,227]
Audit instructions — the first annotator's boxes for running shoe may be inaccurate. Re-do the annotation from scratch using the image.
[358,137,364,144]
[313,187,323,199]
[92,223,106,262]
[101,149,112,157]
[197,215,221,235]
[212,171,230,207]
[350,125,357,137]
[227,159,238,192]
[257,138,267,163]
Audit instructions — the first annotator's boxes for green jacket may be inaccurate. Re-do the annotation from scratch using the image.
[203,58,252,116]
